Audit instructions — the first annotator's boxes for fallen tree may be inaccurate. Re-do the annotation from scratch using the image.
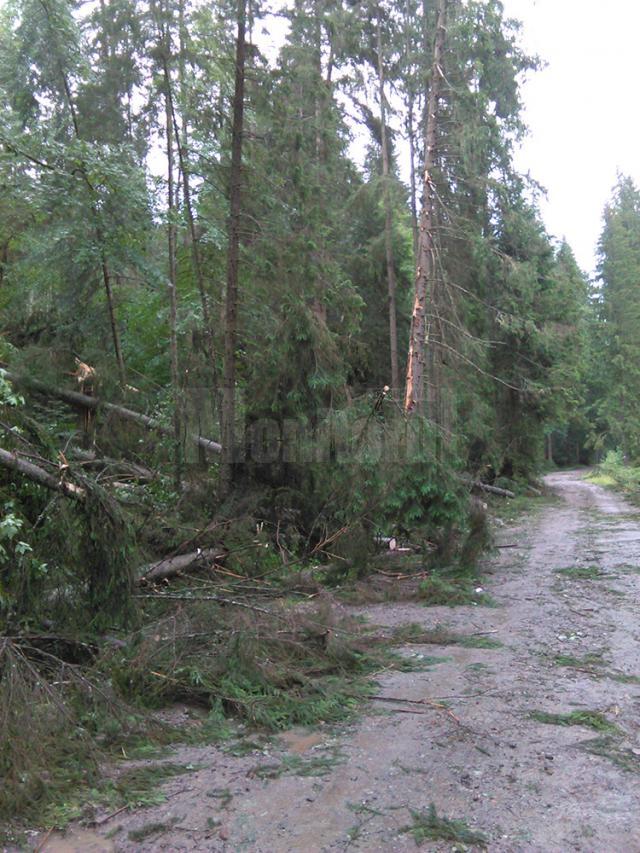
[137,547,225,583]
[2,370,222,455]
[0,448,86,500]
[460,476,515,499]
[69,447,155,482]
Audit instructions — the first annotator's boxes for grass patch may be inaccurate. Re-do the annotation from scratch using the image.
[586,473,616,487]
[206,787,233,807]
[529,710,620,734]
[249,750,343,780]
[608,672,640,685]
[128,820,176,842]
[391,623,503,649]
[555,566,606,580]
[418,575,495,607]
[580,736,640,773]
[553,651,608,669]
[41,762,196,828]
[402,803,487,847]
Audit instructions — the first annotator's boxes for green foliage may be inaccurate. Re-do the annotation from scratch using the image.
[589,177,640,460]
[590,450,640,495]
[417,574,490,607]
[555,565,606,580]
[529,709,620,735]
[108,601,394,731]
[402,803,487,847]
[393,623,504,649]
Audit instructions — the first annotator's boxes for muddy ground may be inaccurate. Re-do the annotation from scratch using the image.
[39,471,640,851]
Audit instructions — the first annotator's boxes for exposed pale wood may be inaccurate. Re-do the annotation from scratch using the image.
[404,0,447,416]
[464,478,515,499]
[138,547,225,582]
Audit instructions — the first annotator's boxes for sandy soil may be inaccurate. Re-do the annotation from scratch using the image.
[40,471,640,852]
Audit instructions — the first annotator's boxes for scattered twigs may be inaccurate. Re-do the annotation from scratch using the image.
[133,592,277,618]
[34,828,54,853]
[370,694,462,725]
[93,804,129,826]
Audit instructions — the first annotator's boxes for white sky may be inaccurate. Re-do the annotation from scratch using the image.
[502,0,640,275]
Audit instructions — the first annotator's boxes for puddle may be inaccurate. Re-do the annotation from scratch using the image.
[40,828,114,852]
[279,728,326,754]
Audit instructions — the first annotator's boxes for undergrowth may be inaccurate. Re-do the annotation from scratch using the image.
[588,450,640,499]
[0,597,404,835]
[109,600,391,730]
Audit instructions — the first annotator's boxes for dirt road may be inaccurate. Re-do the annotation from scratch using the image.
[60,471,640,852]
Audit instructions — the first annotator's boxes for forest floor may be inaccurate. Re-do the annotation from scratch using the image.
[35,470,640,852]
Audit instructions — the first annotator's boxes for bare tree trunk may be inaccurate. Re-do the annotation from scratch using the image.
[155,0,218,434]
[221,0,247,494]
[40,0,126,385]
[404,0,419,260]
[164,42,182,493]
[377,15,400,394]
[407,93,419,261]
[404,0,447,417]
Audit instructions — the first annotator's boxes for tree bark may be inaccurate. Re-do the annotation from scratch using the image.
[137,547,224,582]
[377,14,400,393]
[221,0,247,494]
[403,0,447,416]
[404,0,419,260]
[162,24,183,493]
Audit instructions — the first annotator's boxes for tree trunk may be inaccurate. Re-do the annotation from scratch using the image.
[162,32,183,493]
[404,0,419,260]
[40,0,126,385]
[403,0,447,416]
[138,547,224,582]
[221,0,247,494]
[377,15,400,394]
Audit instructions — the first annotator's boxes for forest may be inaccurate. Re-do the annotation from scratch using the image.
[1,0,640,841]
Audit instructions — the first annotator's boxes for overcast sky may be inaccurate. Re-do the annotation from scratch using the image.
[501,0,640,276]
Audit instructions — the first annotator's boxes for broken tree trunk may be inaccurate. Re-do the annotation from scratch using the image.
[3,371,222,455]
[403,0,447,416]
[0,448,86,500]
[138,547,225,583]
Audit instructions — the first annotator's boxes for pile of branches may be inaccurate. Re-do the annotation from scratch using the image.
[108,597,380,730]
